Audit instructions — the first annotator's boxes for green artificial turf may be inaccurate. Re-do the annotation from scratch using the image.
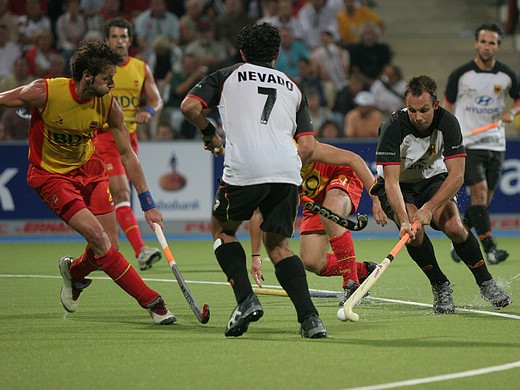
[1,236,519,390]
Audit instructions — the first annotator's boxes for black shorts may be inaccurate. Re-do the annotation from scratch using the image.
[212,181,299,238]
[375,174,452,230]
[464,149,504,191]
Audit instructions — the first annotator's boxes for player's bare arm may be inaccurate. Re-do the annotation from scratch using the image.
[134,63,164,124]
[108,99,163,228]
[383,164,415,240]
[416,156,465,226]
[180,96,223,154]
[0,78,46,109]
[295,134,317,166]
[304,141,387,225]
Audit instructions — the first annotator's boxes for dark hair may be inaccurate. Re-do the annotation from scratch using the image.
[235,23,280,63]
[70,40,124,82]
[404,75,437,101]
[104,17,134,40]
[474,22,503,44]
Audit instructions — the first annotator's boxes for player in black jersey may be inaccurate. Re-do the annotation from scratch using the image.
[373,75,511,314]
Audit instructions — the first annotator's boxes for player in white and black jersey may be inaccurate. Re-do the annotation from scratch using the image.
[372,75,511,314]
[181,23,328,339]
[443,22,520,265]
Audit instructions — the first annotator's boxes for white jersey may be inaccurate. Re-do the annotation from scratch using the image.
[445,60,520,151]
[187,62,314,186]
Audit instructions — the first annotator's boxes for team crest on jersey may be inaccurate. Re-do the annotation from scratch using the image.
[55,115,63,125]
[427,143,436,156]
[89,121,99,130]
[133,79,139,87]
[494,84,502,95]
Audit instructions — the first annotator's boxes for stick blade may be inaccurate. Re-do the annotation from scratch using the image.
[199,304,210,324]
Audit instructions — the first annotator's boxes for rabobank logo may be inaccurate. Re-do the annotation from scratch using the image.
[0,168,17,211]
[475,95,494,106]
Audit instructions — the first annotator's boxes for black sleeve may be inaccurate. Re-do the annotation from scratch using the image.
[294,95,314,137]
[437,109,465,157]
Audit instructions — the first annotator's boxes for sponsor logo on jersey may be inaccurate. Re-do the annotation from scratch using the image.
[51,131,94,145]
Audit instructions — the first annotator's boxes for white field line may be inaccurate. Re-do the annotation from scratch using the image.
[1,274,519,320]
[342,360,520,390]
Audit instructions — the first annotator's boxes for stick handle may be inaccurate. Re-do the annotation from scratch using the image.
[153,223,175,266]
[342,221,418,321]
[463,121,502,137]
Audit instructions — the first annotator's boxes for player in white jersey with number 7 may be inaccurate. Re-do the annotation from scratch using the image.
[181,23,335,338]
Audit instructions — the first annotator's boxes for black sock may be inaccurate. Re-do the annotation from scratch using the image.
[467,205,495,252]
[275,256,317,323]
[463,208,474,229]
[406,234,448,286]
[214,241,252,303]
[453,232,492,286]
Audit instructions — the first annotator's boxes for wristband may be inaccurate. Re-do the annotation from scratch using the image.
[252,254,261,257]
[508,110,516,118]
[200,121,216,137]
[143,107,156,116]
[138,191,156,211]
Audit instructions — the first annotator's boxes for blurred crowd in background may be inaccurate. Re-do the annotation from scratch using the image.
[0,0,518,141]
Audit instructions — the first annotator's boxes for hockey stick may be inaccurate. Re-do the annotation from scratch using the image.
[339,221,419,322]
[253,287,340,298]
[153,223,210,324]
[300,196,368,231]
[462,120,502,137]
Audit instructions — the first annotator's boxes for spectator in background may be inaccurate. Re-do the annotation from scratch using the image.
[347,22,392,87]
[179,0,210,47]
[134,0,180,57]
[0,57,36,92]
[298,57,327,108]
[215,0,256,62]
[55,0,88,67]
[337,0,385,47]
[123,0,154,20]
[43,53,68,78]
[185,20,229,73]
[315,119,340,139]
[370,63,406,119]
[79,0,104,19]
[343,91,382,138]
[0,24,21,79]
[17,0,52,52]
[271,0,303,40]
[311,29,350,122]
[0,56,36,141]
[307,87,336,131]
[24,29,57,78]
[297,0,338,49]
[0,0,19,43]
[161,54,208,138]
[256,0,279,25]
[275,27,310,82]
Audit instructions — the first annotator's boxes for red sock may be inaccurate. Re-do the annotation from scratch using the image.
[318,253,341,276]
[356,262,369,280]
[329,230,358,286]
[69,245,100,281]
[116,203,145,258]
[96,246,158,308]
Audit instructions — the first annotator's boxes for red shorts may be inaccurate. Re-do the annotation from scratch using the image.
[93,131,138,177]
[300,165,363,234]
[27,152,114,222]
